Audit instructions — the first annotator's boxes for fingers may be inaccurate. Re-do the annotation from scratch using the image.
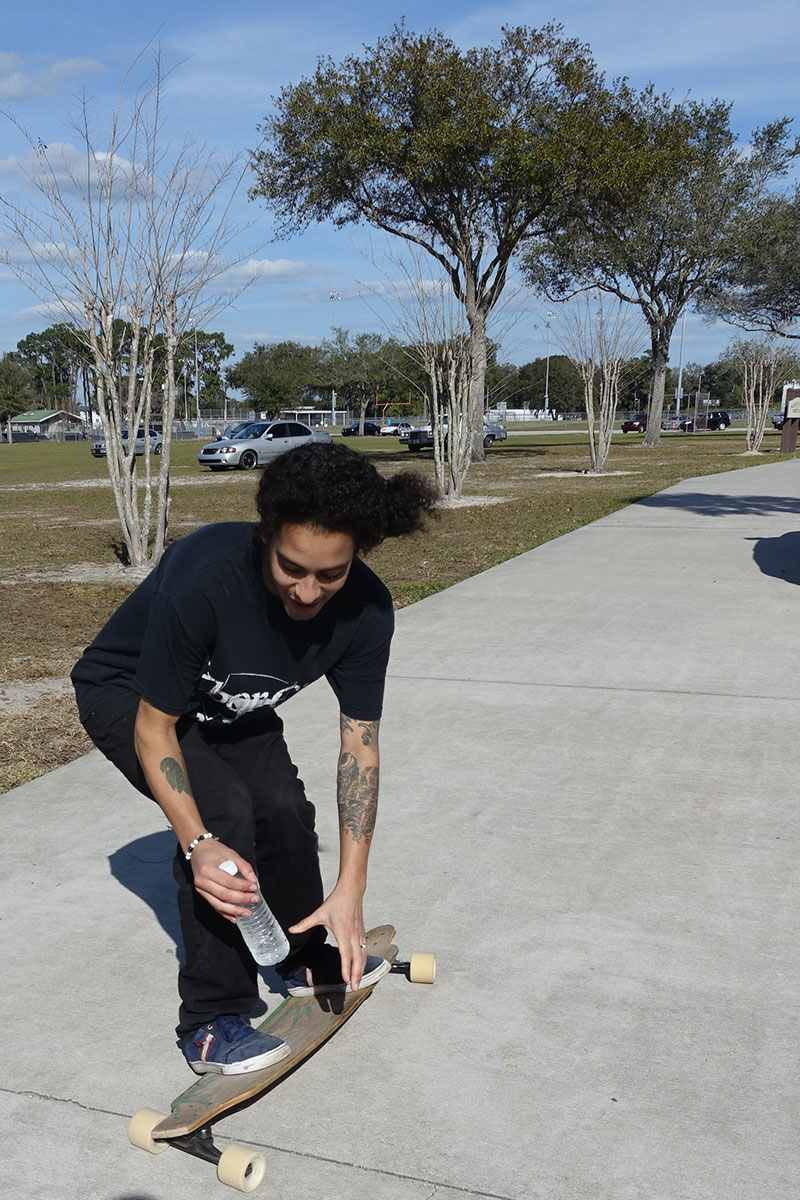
[288,908,325,936]
[340,935,368,991]
[190,841,258,920]
[288,893,368,989]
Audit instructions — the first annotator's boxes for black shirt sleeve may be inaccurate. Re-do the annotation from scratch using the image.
[132,585,216,716]
[325,584,394,721]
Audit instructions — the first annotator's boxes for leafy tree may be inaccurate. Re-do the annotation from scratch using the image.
[0,353,36,442]
[701,189,800,339]
[617,354,656,409]
[250,23,601,461]
[516,356,583,413]
[525,83,797,445]
[16,323,89,409]
[177,330,235,409]
[320,329,411,431]
[228,341,325,415]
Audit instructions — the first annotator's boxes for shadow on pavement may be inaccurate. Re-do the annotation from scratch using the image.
[636,491,800,518]
[109,830,182,952]
[750,531,800,586]
[108,830,283,1004]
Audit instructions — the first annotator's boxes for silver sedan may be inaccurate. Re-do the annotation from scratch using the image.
[198,420,331,470]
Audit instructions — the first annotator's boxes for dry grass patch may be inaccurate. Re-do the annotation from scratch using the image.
[0,693,93,793]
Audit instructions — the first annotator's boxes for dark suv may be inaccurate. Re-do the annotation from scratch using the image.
[679,410,731,432]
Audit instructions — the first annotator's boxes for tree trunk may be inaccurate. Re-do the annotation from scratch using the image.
[465,288,487,464]
[643,326,673,447]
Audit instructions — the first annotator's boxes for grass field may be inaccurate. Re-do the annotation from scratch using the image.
[1,427,794,792]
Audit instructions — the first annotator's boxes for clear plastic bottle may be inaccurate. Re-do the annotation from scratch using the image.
[219,860,290,966]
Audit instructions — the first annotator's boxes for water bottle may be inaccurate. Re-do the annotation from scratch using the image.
[219,860,290,966]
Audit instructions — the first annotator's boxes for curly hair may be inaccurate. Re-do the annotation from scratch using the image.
[255,441,438,553]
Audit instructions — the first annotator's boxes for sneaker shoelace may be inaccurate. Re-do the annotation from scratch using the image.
[214,1014,253,1045]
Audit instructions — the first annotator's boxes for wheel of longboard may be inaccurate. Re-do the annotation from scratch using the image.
[217,1143,267,1192]
[128,1108,170,1155]
[409,952,437,984]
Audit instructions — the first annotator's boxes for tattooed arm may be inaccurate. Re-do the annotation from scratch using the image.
[289,712,380,989]
[133,697,258,921]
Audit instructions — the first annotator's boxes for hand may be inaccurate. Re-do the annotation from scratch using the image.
[289,884,368,989]
[189,840,259,924]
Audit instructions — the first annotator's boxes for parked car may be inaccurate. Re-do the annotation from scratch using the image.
[341,420,382,437]
[483,419,508,446]
[772,413,787,429]
[380,421,412,437]
[407,417,507,452]
[198,420,331,470]
[91,427,162,457]
[214,421,255,441]
[621,413,648,433]
[679,410,732,432]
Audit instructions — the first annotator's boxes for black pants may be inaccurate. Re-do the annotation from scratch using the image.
[78,687,325,1034]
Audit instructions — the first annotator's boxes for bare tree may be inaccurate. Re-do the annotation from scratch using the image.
[1,50,251,567]
[727,336,800,454]
[554,292,646,472]
[361,250,475,502]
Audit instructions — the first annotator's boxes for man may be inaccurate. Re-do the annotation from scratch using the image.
[72,442,435,1075]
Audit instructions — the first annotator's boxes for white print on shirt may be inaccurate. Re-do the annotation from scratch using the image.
[196,671,302,722]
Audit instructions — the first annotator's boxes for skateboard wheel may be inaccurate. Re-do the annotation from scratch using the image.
[409,952,437,984]
[217,1143,267,1192]
[128,1108,170,1155]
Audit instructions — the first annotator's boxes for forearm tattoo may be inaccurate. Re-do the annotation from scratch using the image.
[340,714,380,747]
[160,757,192,796]
[337,752,379,844]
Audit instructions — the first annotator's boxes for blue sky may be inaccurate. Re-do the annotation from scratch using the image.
[2,0,799,371]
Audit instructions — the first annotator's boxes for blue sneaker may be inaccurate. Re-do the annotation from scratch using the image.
[179,1014,291,1076]
[280,944,390,997]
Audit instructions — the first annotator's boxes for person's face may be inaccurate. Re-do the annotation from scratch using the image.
[263,523,355,621]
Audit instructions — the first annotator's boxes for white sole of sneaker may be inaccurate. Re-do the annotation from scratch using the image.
[286,956,391,998]
[188,1040,292,1076]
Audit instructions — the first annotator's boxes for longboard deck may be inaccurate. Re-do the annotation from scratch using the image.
[152,924,397,1140]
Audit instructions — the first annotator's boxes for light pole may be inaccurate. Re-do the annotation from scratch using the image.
[675,308,687,421]
[194,329,200,433]
[543,310,555,418]
[329,291,341,427]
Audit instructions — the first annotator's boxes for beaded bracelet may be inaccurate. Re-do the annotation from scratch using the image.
[185,832,218,861]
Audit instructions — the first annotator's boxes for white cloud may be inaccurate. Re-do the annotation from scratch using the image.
[0,53,103,101]
[215,257,312,292]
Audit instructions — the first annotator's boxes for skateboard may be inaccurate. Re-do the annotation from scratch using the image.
[128,924,436,1192]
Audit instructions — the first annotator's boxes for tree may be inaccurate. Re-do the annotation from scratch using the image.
[16,324,86,409]
[701,189,800,340]
[229,341,324,414]
[727,336,800,453]
[250,23,601,461]
[320,329,394,433]
[366,249,475,501]
[554,293,646,471]
[1,50,250,567]
[516,356,583,413]
[526,84,797,446]
[178,331,235,411]
[0,353,35,442]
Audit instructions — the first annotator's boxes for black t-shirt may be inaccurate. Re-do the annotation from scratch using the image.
[72,523,394,726]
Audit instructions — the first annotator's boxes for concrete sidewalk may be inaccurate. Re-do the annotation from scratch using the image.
[3,457,799,1200]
